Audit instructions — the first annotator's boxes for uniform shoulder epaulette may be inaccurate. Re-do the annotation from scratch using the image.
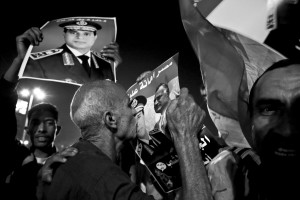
[30,48,63,60]
[91,50,111,63]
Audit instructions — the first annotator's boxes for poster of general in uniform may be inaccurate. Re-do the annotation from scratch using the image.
[19,16,117,85]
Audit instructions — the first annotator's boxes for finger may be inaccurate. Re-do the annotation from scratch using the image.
[101,52,117,58]
[106,42,119,49]
[102,43,119,51]
[102,53,122,63]
[16,32,33,46]
[22,28,42,46]
[101,49,118,56]
[178,88,189,101]
[60,146,77,153]
[45,151,70,166]
[167,98,178,115]
[172,89,189,111]
[47,155,67,165]
[60,147,78,157]
[30,27,43,42]
[41,169,53,183]
[26,31,39,46]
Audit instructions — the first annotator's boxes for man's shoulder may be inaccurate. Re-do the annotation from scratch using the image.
[68,141,115,168]
[29,48,64,60]
[207,147,260,169]
[91,50,110,63]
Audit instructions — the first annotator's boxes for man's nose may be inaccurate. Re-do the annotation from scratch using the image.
[75,32,83,38]
[37,122,46,132]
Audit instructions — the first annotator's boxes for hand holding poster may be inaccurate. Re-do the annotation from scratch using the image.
[127,53,181,193]
[127,53,225,193]
[18,16,118,85]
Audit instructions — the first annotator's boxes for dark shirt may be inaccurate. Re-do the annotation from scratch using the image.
[23,44,114,84]
[45,139,154,200]
[0,77,40,200]
[10,160,43,200]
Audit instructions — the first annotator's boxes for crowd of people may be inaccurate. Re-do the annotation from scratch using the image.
[1,0,299,200]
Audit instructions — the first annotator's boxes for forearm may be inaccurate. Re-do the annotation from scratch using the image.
[174,134,213,200]
[0,75,18,139]
[0,72,22,182]
[4,56,23,83]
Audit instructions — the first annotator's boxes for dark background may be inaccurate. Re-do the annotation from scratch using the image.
[1,0,299,89]
[1,0,217,148]
[1,0,299,148]
[0,0,185,90]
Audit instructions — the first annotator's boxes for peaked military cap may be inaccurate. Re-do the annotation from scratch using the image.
[59,19,102,32]
[130,95,147,109]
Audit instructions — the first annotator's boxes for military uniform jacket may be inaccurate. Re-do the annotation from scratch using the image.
[23,44,114,84]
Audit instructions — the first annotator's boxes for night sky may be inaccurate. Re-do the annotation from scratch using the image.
[1,0,185,90]
[1,0,205,149]
[1,0,299,149]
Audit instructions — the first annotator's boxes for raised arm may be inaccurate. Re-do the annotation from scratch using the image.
[0,27,43,186]
[167,88,213,200]
[4,27,43,83]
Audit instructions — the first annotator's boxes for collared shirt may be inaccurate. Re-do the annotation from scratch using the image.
[66,45,91,66]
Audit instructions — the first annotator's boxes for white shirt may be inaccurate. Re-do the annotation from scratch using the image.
[66,45,91,66]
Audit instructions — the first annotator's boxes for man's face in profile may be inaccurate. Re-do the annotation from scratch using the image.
[135,108,147,138]
[117,94,137,140]
[64,29,97,51]
[154,86,170,114]
[251,64,300,165]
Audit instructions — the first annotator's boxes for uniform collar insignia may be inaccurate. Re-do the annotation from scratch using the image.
[62,52,75,65]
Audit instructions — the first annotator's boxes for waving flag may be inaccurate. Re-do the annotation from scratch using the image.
[179,0,285,147]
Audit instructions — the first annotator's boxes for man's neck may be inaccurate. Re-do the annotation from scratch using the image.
[90,131,120,164]
[33,146,56,158]
[115,138,125,164]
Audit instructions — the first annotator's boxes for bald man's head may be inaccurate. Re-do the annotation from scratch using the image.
[70,80,127,134]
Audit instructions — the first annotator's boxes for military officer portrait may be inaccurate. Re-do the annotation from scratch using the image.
[22,18,122,84]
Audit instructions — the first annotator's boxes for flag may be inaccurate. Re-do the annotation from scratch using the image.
[179,0,285,148]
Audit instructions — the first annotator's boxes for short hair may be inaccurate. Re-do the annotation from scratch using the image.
[28,102,59,121]
[155,83,170,95]
[70,80,125,137]
[248,58,300,116]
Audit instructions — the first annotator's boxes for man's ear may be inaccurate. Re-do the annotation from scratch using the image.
[104,111,117,129]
